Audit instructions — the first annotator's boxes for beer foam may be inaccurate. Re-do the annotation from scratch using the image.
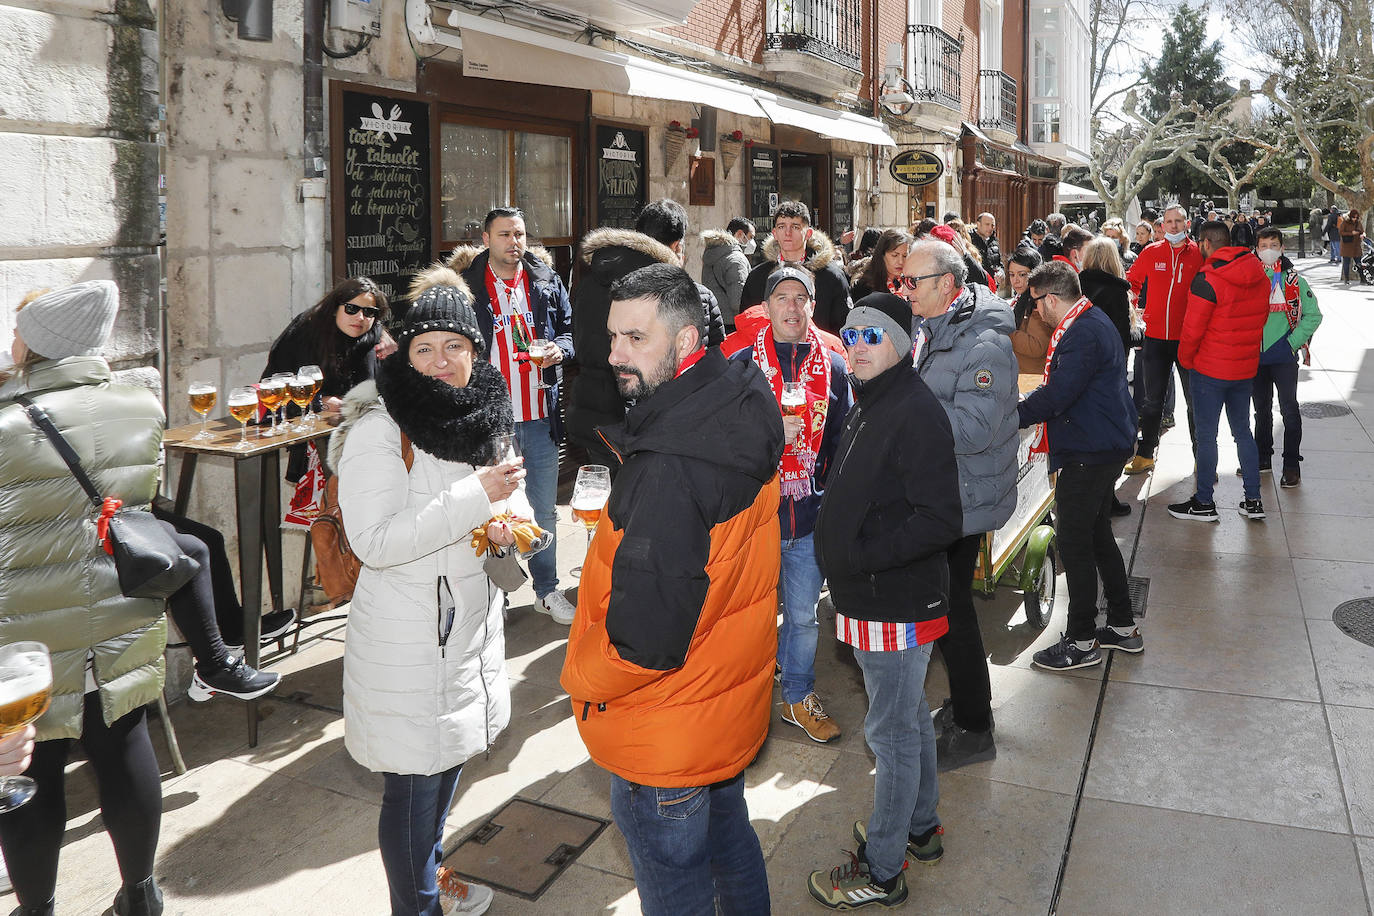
[0,661,51,705]
[571,497,607,510]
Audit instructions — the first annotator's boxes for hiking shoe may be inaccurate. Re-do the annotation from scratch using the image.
[931,699,995,734]
[782,692,841,743]
[1238,498,1267,520]
[1032,635,1102,671]
[188,656,281,702]
[222,608,298,651]
[807,851,907,909]
[1280,470,1301,488]
[935,724,996,771]
[537,590,576,625]
[1095,626,1144,654]
[1167,497,1219,522]
[852,820,944,866]
[1123,455,1155,475]
[436,867,493,915]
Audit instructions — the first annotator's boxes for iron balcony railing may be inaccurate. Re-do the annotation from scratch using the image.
[765,0,863,72]
[908,24,963,111]
[978,69,1017,133]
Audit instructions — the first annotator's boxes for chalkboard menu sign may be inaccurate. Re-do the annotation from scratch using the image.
[594,122,647,229]
[748,146,780,228]
[338,88,431,309]
[831,157,853,238]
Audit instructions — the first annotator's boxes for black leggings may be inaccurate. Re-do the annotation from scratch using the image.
[152,506,237,668]
[0,693,162,907]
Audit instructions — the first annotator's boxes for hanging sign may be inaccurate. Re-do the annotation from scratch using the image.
[889,149,944,188]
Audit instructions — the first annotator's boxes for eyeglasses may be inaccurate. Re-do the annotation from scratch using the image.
[342,303,382,319]
[894,272,944,291]
[1030,293,1050,305]
[840,327,886,347]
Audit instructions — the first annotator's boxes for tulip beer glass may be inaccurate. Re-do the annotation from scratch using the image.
[0,642,53,812]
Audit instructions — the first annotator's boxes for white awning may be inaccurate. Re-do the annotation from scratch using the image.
[755,95,895,147]
[1057,181,1102,205]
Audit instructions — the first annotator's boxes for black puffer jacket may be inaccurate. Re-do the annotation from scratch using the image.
[741,230,853,333]
[1079,268,1133,353]
[971,230,1002,275]
[815,355,963,622]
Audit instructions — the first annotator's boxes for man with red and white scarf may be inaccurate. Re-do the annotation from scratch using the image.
[730,265,853,743]
[1017,261,1139,671]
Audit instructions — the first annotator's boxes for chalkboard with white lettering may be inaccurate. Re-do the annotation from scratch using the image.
[340,89,431,311]
[831,157,853,238]
[749,146,780,228]
[594,123,648,229]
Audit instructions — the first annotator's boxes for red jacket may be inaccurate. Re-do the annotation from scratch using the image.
[1126,239,1204,340]
[1178,246,1271,380]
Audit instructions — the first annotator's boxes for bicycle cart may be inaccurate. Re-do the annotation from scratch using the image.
[972,374,1057,628]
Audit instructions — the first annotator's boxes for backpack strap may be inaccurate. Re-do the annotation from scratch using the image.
[400,433,415,470]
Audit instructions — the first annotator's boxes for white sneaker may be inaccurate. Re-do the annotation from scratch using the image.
[538,590,576,625]
[437,867,494,915]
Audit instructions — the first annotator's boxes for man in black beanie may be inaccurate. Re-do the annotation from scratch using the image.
[807,293,963,909]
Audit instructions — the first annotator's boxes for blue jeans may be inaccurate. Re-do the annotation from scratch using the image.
[1329,239,1340,262]
[610,773,769,916]
[379,766,463,916]
[1190,369,1260,503]
[516,417,559,597]
[778,532,824,705]
[854,642,939,885]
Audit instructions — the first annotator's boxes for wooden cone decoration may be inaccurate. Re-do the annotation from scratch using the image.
[664,127,687,172]
[720,137,743,177]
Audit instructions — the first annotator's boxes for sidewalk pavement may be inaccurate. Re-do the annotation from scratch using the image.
[8,260,1374,915]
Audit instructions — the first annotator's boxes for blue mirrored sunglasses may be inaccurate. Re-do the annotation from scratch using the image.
[840,327,886,347]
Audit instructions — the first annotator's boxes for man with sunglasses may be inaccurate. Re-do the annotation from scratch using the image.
[899,240,1019,772]
[1017,261,1139,670]
[808,292,962,909]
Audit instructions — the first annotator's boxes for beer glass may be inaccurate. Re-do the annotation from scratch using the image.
[228,386,259,450]
[571,465,611,543]
[268,372,295,435]
[781,381,806,417]
[257,376,287,437]
[527,339,555,390]
[285,375,314,433]
[188,382,218,441]
[0,641,53,812]
[299,364,324,426]
[492,432,522,464]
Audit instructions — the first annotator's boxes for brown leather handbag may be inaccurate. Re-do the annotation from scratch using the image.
[311,433,413,604]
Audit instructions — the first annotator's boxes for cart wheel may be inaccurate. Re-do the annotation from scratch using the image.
[1023,543,1056,628]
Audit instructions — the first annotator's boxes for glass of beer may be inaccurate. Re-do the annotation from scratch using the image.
[781,381,806,417]
[188,382,218,441]
[571,464,611,547]
[527,339,555,390]
[0,641,53,812]
[298,364,324,426]
[285,375,314,432]
[257,376,287,437]
[228,386,259,450]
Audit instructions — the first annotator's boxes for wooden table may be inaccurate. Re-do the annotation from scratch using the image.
[164,417,335,746]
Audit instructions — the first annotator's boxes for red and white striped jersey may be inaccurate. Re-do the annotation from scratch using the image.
[485,264,547,423]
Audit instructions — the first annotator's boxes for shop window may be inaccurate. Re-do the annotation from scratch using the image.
[440,119,573,245]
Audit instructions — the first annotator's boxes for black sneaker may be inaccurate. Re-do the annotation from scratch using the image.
[1238,498,1267,520]
[1111,496,1132,517]
[1234,463,1272,476]
[1032,635,1102,671]
[852,820,944,866]
[807,851,907,909]
[188,656,281,702]
[1095,626,1144,653]
[931,699,995,733]
[935,724,996,771]
[1168,497,1219,522]
[222,608,298,652]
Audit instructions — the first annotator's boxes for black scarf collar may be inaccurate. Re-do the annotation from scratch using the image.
[375,354,513,466]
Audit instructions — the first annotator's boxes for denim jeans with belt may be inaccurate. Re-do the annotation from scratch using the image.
[778,532,825,705]
[1190,369,1261,503]
[515,416,559,598]
[854,642,939,885]
[610,772,769,915]
[378,766,463,916]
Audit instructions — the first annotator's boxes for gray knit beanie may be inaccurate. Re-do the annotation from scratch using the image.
[17,280,119,359]
[844,292,914,358]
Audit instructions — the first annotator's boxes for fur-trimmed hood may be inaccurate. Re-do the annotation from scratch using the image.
[578,228,679,275]
[760,228,838,272]
[445,244,555,274]
[700,229,739,250]
[326,379,384,474]
[845,255,870,282]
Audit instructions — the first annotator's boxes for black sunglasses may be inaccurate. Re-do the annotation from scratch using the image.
[342,303,382,319]
[894,272,944,291]
[840,327,886,347]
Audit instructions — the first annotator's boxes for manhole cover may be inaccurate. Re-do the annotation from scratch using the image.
[1300,401,1352,419]
[1128,575,1150,619]
[1333,598,1374,648]
[443,797,608,900]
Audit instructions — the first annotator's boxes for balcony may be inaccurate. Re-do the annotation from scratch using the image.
[764,0,863,94]
[978,69,1017,136]
[908,24,962,112]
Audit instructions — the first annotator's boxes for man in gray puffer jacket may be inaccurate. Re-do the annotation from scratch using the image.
[700,217,754,331]
[902,239,1019,773]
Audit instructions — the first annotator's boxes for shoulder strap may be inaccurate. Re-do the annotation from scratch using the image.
[14,395,104,507]
[400,432,415,471]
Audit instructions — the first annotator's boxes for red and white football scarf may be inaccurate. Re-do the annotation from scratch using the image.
[1029,296,1093,459]
[751,324,831,500]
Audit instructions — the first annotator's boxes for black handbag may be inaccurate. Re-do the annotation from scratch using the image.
[17,396,201,599]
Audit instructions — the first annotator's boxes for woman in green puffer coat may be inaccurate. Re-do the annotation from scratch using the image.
[0,281,168,916]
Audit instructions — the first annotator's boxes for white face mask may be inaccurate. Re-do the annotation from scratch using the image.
[1164,230,1189,244]
[741,238,757,256]
[1257,247,1282,266]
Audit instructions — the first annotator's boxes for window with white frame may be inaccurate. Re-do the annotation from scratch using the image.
[981,0,1003,71]
[910,0,942,26]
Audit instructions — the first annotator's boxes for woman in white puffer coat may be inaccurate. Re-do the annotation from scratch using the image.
[329,274,530,916]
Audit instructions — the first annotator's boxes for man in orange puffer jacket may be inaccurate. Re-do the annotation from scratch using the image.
[1168,220,1272,523]
[561,263,785,916]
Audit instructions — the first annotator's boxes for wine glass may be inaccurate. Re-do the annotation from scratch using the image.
[256,377,286,437]
[228,386,259,450]
[285,375,314,433]
[188,382,218,441]
[0,641,52,812]
[491,432,522,464]
[527,339,554,390]
[571,465,611,546]
[299,364,324,426]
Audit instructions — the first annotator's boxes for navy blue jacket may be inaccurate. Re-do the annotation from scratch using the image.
[450,246,574,441]
[730,341,852,539]
[1016,306,1137,472]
